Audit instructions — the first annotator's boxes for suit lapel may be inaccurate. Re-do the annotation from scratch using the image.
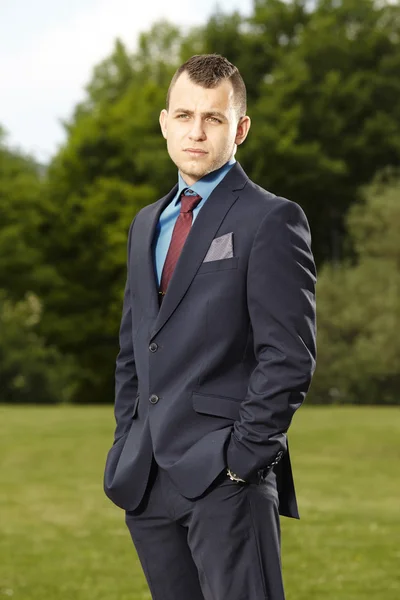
[136,184,178,319]
[137,162,248,341]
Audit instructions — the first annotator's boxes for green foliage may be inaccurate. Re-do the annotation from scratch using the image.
[0,132,53,298]
[40,31,180,402]
[2,0,399,403]
[43,1,400,403]
[0,291,77,403]
[179,0,400,263]
[40,176,156,403]
[310,173,400,404]
[240,0,400,263]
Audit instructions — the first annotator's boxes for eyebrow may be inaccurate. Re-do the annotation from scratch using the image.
[173,108,227,121]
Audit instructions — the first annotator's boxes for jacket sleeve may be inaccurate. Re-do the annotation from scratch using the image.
[113,217,139,443]
[226,199,317,480]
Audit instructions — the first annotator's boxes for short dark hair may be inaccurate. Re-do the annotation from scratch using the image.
[166,54,247,119]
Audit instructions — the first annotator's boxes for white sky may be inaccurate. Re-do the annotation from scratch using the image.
[0,0,252,162]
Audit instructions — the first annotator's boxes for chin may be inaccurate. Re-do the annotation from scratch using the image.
[179,161,209,180]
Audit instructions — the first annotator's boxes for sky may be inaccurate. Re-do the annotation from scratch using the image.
[0,0,252,162]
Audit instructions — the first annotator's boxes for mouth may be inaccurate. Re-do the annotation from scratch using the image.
[184,149,208,157]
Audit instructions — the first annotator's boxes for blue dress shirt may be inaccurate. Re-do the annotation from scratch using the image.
[153,158,236,287]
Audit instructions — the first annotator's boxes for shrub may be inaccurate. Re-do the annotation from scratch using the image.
[0,291,78,403]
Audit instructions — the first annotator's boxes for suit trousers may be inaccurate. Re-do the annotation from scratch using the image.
[124,456,285,600]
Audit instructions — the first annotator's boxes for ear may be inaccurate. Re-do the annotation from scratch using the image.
[159,109,168,139]
[235,115,251,146]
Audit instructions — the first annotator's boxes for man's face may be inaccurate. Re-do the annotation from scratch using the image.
[159,72,250,185]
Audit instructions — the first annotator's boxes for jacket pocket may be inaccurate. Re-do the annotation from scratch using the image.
[132,393,140,418]
[197,256,239,274]
[192,391,241,420]
[113,393,139,446]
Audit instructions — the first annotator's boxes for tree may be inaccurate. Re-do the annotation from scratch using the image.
[0,129,52,299]
[309,171,400,404]
[40,30,180,402]
[180,0,400,264]
[39,1,400,402]
[0,290,77,403]
[240,0,400,264]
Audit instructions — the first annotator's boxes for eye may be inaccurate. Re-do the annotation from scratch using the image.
[177,114,189,119]
[207,117,222,123]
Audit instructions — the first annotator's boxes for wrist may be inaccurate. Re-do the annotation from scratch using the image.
[226,468,246,483]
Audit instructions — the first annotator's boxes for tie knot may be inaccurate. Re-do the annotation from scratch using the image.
[180,190,202,213]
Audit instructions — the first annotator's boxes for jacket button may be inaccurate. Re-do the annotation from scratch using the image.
[149,342,158,352]
[149,394,159,404]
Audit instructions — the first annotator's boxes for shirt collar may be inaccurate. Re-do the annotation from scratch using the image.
[175,157,236,205]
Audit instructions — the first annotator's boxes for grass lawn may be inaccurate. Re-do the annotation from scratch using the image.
[0,405,399,600]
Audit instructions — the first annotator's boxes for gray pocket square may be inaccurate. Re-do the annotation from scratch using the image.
[203,232,234,262]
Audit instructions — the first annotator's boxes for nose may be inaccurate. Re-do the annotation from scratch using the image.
[188,117,206,141]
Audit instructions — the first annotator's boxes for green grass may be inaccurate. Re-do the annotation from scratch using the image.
[0,405,399,600]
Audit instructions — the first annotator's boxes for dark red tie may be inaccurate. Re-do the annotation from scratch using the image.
[159,190,202,301]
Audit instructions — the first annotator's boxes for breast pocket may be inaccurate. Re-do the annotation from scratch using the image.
[197,256,239,275]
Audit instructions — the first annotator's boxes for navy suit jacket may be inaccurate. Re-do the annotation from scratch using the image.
[103,162,317,519]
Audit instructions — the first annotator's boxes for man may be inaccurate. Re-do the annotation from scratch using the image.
[104,54,317,600]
